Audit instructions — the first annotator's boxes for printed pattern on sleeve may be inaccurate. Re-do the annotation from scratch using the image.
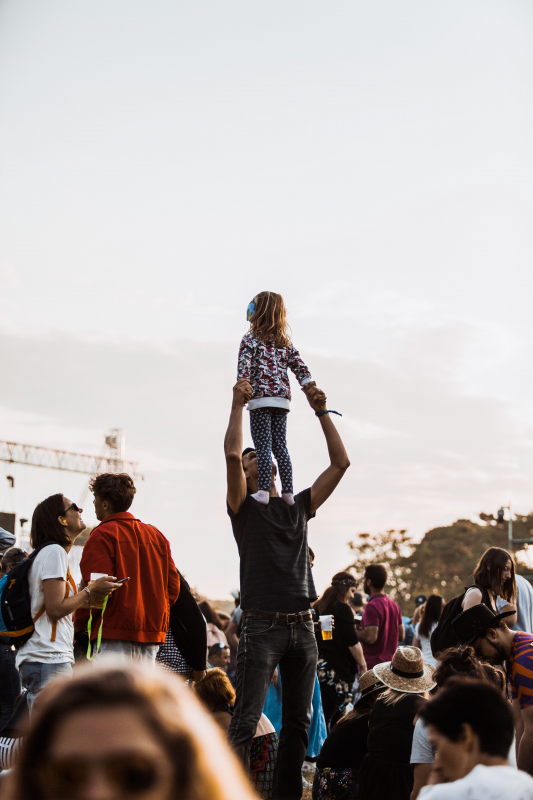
[508,631,533,709]
[237,332,312,402]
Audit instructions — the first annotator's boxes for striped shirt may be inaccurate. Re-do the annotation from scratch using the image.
[508,631,533,709]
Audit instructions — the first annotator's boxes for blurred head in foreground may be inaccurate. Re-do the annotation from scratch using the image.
[7,660,255,800]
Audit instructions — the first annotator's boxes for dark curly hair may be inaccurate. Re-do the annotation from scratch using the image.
[433,646,506,693]
[89,473,136,513]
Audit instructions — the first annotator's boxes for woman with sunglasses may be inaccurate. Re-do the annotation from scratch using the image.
[16,494,118,711]
[5,661,257,800]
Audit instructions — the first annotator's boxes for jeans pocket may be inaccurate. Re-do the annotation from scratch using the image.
[243,617,276,637]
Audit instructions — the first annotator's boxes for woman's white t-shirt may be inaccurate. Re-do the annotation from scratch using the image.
[16,544,75,667]
[415,622,438,668]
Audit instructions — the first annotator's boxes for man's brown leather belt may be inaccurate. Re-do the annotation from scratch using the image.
[242,609,313,624]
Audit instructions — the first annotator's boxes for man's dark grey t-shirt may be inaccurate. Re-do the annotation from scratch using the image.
[228,489,317,613]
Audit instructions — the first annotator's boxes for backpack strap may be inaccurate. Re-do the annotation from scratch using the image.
[50,570,78,643]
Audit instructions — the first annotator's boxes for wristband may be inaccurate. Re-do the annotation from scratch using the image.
[83,586,91,603]
[315,410,342,417]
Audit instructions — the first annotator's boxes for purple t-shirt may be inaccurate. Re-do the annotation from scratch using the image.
[361,594,402,668]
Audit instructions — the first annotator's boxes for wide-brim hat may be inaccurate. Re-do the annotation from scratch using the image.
[451,604,515,647]
[358,669,385,699]
[373,646,436,693]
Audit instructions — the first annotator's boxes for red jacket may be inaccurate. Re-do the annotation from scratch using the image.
[74,512,180,643]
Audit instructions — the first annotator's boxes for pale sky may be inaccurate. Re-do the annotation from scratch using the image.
[1,1,532,599]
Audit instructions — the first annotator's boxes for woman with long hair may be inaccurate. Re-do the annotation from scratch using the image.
[4,661,257,800]
[461,547,517,625]
[358,646,436,800]
[194,668,279,800]
[312,669,385,800]
[15,495,117,711]
[314,572,367,728]
[237,290,324,505]
[412,595,445,668]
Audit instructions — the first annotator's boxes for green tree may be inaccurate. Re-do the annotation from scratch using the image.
[346,529,414,610]
[347,514,533,613]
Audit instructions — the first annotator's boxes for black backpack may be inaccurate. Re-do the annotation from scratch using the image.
[0,541,57,649]
[430,584,489,658]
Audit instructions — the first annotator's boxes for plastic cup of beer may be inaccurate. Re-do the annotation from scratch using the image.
[320,615,333,640]
[89,572,108,610]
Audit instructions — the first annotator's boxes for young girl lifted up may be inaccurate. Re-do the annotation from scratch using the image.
[237,291,327,506]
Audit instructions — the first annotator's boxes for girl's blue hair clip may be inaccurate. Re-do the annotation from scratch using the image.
[246,301,255,322]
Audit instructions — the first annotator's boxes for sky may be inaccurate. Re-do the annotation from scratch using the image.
[0,1,532,599]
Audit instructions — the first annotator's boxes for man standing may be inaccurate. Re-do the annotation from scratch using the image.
[451,604,533,775]
[74,472,181,665]
[225,378,350,800]
[357,564,404,669]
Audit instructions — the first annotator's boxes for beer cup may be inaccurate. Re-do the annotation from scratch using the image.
[320,614,333,640]
[89,572,108,610]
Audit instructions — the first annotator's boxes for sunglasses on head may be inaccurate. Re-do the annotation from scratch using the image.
[41,754,171,797]
[61,503,82,516]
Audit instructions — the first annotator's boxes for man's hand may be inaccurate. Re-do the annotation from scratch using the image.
[233,379,253,408]
[303,383,327,413]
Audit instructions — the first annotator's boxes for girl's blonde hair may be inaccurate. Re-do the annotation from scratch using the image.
[8,661,256,800]
[380,688,429,706]
[249,291,291,348]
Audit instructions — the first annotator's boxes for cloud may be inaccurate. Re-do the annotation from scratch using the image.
[1,324,531,597]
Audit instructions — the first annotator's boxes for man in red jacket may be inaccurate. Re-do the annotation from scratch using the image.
[74,473,181,664]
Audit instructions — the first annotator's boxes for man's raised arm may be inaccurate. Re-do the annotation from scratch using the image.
[306,387,350,516]
[224,379,253,514]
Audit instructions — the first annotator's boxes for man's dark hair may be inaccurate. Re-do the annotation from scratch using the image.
[419,678,513,758]
[364,564,388,591]
[89,473,136,513]
[242,447,255,457]
[30,494,71,549]
[208,643,229,658]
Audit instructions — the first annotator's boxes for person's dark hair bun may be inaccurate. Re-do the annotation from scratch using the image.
[433,646,487,688]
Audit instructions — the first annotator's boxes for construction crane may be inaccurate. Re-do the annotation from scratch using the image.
[0,429,140,479]
[0,430,141,542]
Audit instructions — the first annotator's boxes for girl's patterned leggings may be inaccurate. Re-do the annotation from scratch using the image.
[249,407,293,494]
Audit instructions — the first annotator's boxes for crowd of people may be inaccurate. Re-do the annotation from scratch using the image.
[1,291,533,800]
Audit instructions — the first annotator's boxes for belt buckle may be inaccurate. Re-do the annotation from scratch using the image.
[287,612,299,625]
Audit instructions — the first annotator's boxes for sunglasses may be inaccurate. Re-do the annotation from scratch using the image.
[61,503,83,516]
[41,754,172,797]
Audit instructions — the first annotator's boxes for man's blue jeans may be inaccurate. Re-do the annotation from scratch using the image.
[228,614,318,800]
[18,661,73,713]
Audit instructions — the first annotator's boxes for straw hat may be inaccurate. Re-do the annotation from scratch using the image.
[373,646,436,693]
[358,669,385,699]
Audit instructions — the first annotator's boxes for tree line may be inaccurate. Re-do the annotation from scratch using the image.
[347,513,533,613]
